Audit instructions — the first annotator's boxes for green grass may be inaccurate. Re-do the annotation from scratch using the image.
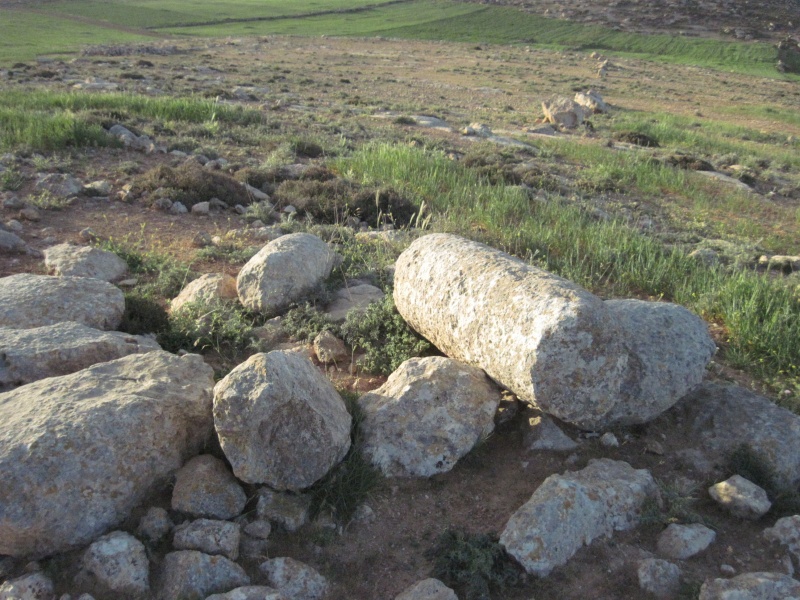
[4,0,790,79]
[45,0,402,29]
[0,89,262,151]
[338,142,800,394]
[163,0,787,78]
[0,9,151,63]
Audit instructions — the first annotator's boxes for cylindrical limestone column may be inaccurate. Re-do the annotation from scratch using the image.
[394,233,629,429]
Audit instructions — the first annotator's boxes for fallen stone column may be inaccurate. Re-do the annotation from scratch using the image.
[394,234,714,429]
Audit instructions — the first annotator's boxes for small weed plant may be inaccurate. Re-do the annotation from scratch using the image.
[0,168,25,191]
[159,299,255,358]
[308,391,382,524]
[641,479,708,527]
[27,190,72,210]
[341,294,431,375]
[427,529,521,600]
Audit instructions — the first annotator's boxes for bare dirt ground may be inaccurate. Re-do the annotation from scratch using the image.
[2,35,799,599]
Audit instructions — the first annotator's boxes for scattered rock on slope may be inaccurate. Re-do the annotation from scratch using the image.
[0,351,214,557]
[43,243,128,282]
[660,383,800,488]
[213,351,351,489]
[541,97,585,129]
[500,458,657,576]
[0,273,125,330]
[171,454,247,521]
[358,356,502,477]
[699,571,800,599]
[171,273,238,313]
[236,233,341,315]
[0,321,160,389]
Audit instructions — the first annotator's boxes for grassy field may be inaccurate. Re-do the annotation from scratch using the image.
[43,0,403,29]
[0,10,151,63]
[2,0,792,79]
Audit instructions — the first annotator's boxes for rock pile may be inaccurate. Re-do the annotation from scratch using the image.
[3,228,800,599]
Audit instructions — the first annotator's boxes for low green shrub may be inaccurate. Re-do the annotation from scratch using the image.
[427,529,521,600]
[341,295,431,375]
[281,303,340,342]
[159,299,255,356]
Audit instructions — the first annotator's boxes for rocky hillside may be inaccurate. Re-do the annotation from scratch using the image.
[467,0,800,41]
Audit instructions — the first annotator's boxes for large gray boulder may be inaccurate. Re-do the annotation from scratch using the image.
[699,572,800,599]
[499,459,657,576]
[44,243,128,282]
[394,234,713,429]
[0,351,215,557]
[0,322,160,389]
[0,273,124,330]
[662,383,800,488]
[236,233,341,314]
[213,351,351,489]
[358,357,501,477]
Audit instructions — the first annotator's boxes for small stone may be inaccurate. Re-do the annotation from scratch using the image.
[5,219,22,233]
[709,475,772,520]
[699,572,800,599]
[395,578,458,600]
[205,587,284,600]
[637,558,681,598]
[138,507,174,543]
[170,201,188,215]
[172,519,241,561]
[720,564,736,575]
[256,489,311,532]
[260,557,328,600]
[171,455,247,520]
[0,230,27,254]
[657,523,716,559]
[77,531,149,598]
[243,520,272,540]
[525,414,578,452]
[600,432,620,447]
[3,196,25,209]
[0,572,54,600]
[191,201,210,216]
[313,330,349,364]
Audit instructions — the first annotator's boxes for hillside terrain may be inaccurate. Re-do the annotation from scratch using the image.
[466,0,800,41]
[1,3,800,600]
